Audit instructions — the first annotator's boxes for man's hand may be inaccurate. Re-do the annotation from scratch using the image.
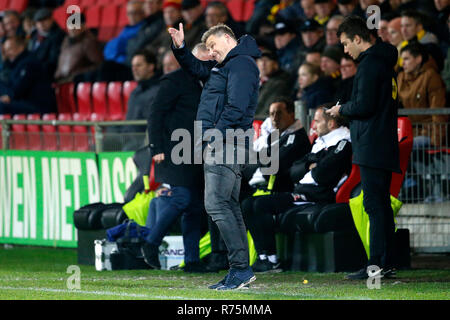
[0,95,11,104]
[309,163,317,170]
[156,187,172,197]
[326,103,341,117]
[153,153,165,164]
[168,23,185,48]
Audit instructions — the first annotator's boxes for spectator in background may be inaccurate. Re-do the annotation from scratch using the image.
[204,1,245,38]
[245,0,278,35]
[336,0,365,18]
[150,0,184,55]
[378,15,390,42]
[255,50,293,119]
[301,0,317,19]
[101,0,146,80]
[388,16,404,49]
[162,50,181,74]
[334,54,357,103]
[0,36,56,115]
[126,0,165,65]
[432,0,450,44]
[325,15,344,46]
[21,8,36,40]
[314,0,337,26]
[296,62,333,109]
[55,13,103,84]
[398,43,447,148]
[272,20,302,76]
[320,45,344,94]
[122,49,161,150]
[305,48,322,66]
[28,8,65,80]
[293,19,326,75]
[400,9,443,70]
[181,0,208,46]
[1,10,25,41]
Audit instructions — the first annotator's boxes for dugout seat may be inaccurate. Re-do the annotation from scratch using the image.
[123,81,137,113]
[76,82,93,116]
[58,113,74,151]
[277,117,414,272]
[10,114,27,150]
[92,82,108,116]
[73,112,91,152]
[107,82,125,121]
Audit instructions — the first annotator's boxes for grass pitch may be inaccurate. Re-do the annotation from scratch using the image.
[0,246,449,300]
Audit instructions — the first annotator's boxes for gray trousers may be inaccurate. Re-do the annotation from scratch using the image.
[204,162,249,269]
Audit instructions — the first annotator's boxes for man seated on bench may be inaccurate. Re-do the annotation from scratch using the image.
[242,104,352,273]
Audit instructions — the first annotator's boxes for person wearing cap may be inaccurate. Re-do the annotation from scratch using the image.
[126,0,165,65]
[28,8,65,80]
[320,45,344,91]
[272,20,302,76]
[54,13,103,84]
[290,18,326,77]
[255,50,294,119]
[181,0,208,47]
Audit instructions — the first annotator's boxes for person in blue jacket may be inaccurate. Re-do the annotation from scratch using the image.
[168,23,261,290]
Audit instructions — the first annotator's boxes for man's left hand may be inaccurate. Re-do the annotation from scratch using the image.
[0,95,11,104]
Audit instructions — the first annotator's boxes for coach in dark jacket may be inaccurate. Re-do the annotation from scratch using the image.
[327,17,400,280]
[0,36,56,115]
[141,44,210,273]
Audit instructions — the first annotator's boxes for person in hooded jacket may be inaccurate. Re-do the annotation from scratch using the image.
[327,16,400,280]
[168,23,261,290]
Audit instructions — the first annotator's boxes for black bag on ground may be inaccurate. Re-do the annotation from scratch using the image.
[108,220,151,270]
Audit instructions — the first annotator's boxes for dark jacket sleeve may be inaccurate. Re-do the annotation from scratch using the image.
[310,140,352,186]
[215,56,259,135]
[10,60,41,100]
[340,59,381,120]
[172,43,215,81]
[147,75,178,156]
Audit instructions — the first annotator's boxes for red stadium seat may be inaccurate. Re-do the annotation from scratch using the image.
[72,113,91,152]
[92,82,108,116]
[54,82,77,114]
[107,82,124,121]
[0,113,12,149]
[123,81,138,113]
[42,113,58,151]
[9,0,28,13]
[26,114,42,151]
[53,6,68,31]
[242,0,256,22]
[58,113,74,151]
[76,82,93,116]
[85,5,102,29]
[11,114,28,150]
[117,4,129,27]
[227,0,245,21]
[0,0,9,11]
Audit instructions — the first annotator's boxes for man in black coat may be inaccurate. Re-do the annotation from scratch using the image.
[0,36,56,115]
[169,23,261,290]
[28,8,65,81]
[141,43,211,273]
[327,16,400,280]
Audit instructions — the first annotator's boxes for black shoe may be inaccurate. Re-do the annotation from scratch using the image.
[346,267,382,280]
[141,242,161,270]
[252,258,282,273]
[216,267,256,291]
[208,273,231,290]
[184,261,216,273]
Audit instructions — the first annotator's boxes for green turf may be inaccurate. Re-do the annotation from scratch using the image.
[0,246,449,300]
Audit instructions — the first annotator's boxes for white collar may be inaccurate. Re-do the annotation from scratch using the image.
[311,126,351,154]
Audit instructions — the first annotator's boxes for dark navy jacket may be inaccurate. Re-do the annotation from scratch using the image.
[0,50,56,113]
[340,39,400,173]
[172,35,261,141]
